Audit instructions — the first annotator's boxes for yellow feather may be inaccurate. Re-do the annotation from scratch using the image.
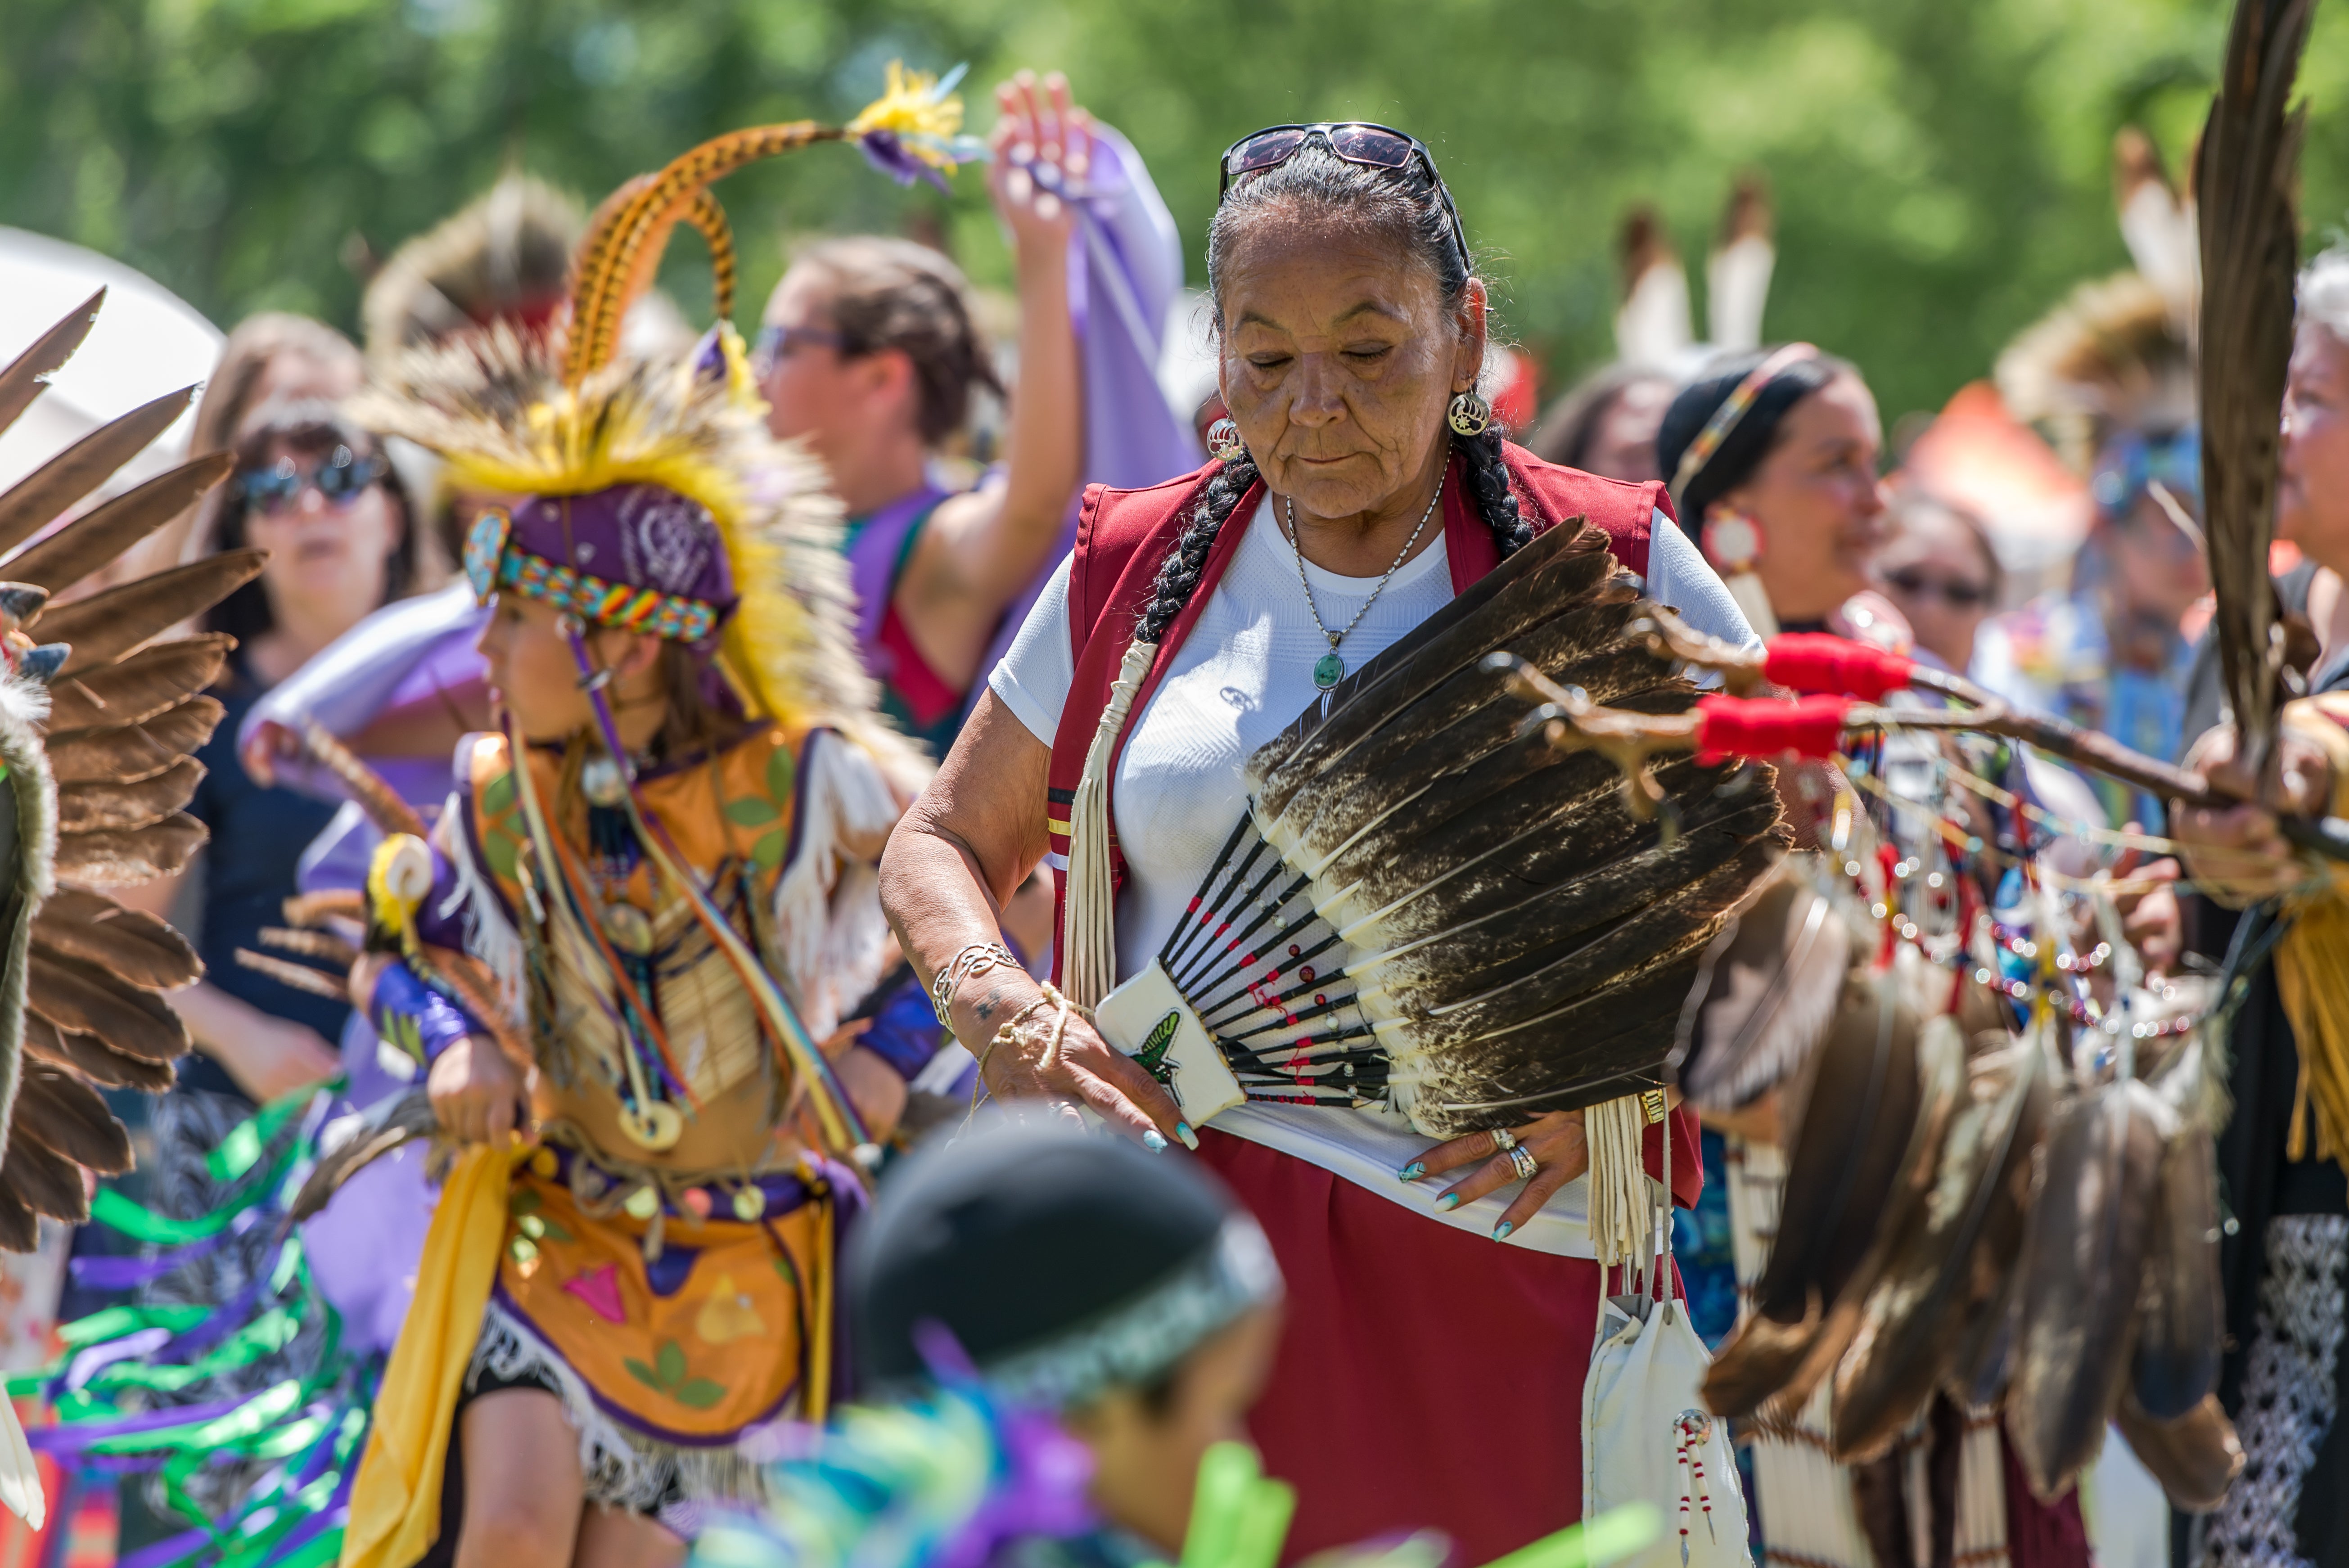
[845,60,965,144]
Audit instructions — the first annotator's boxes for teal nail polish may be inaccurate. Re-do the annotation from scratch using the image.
[1493,1221,1515,1242]
[1142,1130,1168,1152]
[1175,1122,1199,1151]
[1398,1161,1425,1182]
[1438,1192,1461,1212]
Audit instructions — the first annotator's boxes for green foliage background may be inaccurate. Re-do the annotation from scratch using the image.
[7,0,2349,424]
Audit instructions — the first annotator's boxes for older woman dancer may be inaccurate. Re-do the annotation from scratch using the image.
[880,123,1756,1561]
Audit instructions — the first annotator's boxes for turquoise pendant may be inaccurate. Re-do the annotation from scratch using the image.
[1313,650,1344,690]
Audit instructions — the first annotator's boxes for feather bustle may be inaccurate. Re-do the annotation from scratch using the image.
[38,552,266,675]
[0,387,197,558]
[43,636,233,731]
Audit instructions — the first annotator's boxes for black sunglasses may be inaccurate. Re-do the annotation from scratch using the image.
[236,446,385,516]
[1218,123,1473,274]
[1883,568,1992,609]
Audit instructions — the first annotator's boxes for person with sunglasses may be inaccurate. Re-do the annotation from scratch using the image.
[881,122,1760,1562]
[100,401,416,1521]
[756,72,1197,765]
[1875,487,2004,677]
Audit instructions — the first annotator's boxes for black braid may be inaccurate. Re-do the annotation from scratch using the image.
[1457,427,1533,559]
[1135,455,1258,645]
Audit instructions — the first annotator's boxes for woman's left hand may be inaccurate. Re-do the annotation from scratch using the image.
[989,71,1089,255]
[1401,1110,1589,1240]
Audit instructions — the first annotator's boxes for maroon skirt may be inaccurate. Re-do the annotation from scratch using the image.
[1193,1110,1701,1564]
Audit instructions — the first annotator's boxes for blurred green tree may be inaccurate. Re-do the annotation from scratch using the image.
[6,0,2349,424]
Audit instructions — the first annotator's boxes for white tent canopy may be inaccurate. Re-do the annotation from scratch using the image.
[0,227,223,500]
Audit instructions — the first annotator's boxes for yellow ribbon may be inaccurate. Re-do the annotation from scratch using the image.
[340,1143,532,1568]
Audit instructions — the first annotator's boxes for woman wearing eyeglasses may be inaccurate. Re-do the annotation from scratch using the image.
[122,402,415,1108]
[1876,487,2004,677]
[757,72,1196,765]
[880,121,1758,1560]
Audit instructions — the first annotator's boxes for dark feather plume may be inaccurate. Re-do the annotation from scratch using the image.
[2115,1392,2243,1514]
[1680,865,1853,1112]
[54,814,207,886]
[2130,1115,2225,1419]
[1,1135,89,1222]
[2196,0,2314,767]
[46,697,225,785]
[26,950,188,1058]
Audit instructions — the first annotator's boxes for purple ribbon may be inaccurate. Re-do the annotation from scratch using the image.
[71,1233,229,1290]
[27,1395,250,1451]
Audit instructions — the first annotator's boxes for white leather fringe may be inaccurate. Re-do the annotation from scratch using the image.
[1060,639,1156,1010]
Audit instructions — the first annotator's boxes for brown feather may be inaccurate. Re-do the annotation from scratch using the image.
[289,1090,439,1222]
[2005,1079,2169,1500]
[3,452,234,594]
[295,721,427,841]
[259,925,360,967]
[0,386,197,558]
[1831,1036,2046,1460]
[1682,861,1853,1111]
[46,697,224,785]
[2196,0,2315,767]
[55,756,203,833]
[2115,1392,2244,1514]
[1706,973,1926,1417]
[0,1181,37,1252]
[284,889,367,926]
[33,887,201,991]
[0,291,103,443]
[234,948,351,1002]
[2131,1115,2226,1419]
[55,814,207,886]
[26,948,188,1059]
[1,1136,89,1223]
[45,635,234,731]
[14,1066,131,1174]
[38,550,266,674]
[24,1014,174,1092]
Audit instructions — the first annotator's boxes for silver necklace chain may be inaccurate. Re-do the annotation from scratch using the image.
[1280,473,1444,689]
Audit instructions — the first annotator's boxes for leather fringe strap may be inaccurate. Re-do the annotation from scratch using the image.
[1586,1092,1651,1268]
[1062,639,1156,1010]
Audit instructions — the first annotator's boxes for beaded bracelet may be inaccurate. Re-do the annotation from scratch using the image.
[929,940,1021,1026]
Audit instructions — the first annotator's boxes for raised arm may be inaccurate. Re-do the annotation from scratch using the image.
[878,690,1181,1143]
[897,74,1087,662]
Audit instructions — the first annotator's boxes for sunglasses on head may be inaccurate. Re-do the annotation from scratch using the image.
[237,446,385,516]
[1218,122,1472,274]
[1883,568,1992,609]
[751,323,850,376]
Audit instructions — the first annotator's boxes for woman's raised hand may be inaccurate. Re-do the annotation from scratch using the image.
[1400,1110,1590,1241]
[989,71,1089,254]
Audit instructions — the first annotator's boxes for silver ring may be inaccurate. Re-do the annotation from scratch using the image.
[1507,1144,1539,1181]
[1490,1127,1519,1153]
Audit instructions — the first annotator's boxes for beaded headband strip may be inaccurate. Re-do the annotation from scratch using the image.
[463,508,722,643]
[1667,341,1820,510]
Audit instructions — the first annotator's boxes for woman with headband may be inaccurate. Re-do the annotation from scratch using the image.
[1655,345,1894,645]
[880,122,1758,1559]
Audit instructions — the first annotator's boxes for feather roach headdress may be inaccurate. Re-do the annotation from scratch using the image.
[351,64,984,793]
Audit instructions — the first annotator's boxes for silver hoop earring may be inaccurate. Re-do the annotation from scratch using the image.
[1206,417,1246,464]
[1447,391,1492,438]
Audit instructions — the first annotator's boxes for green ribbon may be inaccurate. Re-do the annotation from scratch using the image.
[207,1085,337,1183]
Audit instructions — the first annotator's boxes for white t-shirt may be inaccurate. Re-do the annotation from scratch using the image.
[989,500,1758,1255]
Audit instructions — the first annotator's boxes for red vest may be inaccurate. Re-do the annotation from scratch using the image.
[1043,442,1668,925]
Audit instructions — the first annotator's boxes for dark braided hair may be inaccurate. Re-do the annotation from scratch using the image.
[1134,141,1524,644]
